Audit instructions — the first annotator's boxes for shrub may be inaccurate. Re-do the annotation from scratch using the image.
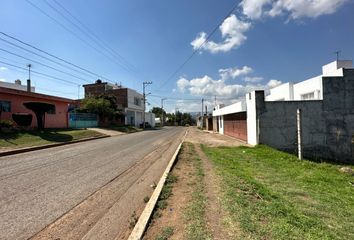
[0,120,14,128]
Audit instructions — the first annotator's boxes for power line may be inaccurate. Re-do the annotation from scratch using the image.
[0,36,93,79]
[0,60,80,86]
[42,0,136,74]
[50,0,137,72]
[25,0,129,77]
[0,48,90,83]
[157,2,239,90]
[0,32,114,82]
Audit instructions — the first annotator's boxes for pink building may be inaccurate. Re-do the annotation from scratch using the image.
[0,86,73,128]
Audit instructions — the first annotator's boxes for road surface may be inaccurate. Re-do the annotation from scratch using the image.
[0,127,185,240]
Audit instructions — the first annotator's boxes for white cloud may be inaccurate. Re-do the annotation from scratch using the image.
[191,14,251,53]
[240,0,348,20]
[219,66,253,80]
[0,78,6,82]
[244,76,264,82]
[267,79,282,88]
[240,0,271,20]
[0,67,8,71]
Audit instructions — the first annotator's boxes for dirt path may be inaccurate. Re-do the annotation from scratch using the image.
[143,127,245,239]
[143,143,195,240]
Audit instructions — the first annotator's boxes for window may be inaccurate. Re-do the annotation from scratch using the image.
[0,101,11,112]
[47,106,56,114]
[134,97,141,106]
[301,92,315,100]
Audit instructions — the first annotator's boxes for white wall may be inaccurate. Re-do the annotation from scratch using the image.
[322,60,352,75]
[145,112,156,127]
[246,91,258,145]
[127,88,144,111]
[293,76,322,100]
[266,83,293,101]
[213,101,246,116]
[218,116,224,135]
[266,60,352,102]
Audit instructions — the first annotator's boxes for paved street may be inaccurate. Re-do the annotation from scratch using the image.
[0,127,186,240]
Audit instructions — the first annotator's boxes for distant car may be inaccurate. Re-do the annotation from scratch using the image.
[140,122,152,128]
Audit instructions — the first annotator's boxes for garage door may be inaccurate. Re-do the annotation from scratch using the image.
[223,112,247,141]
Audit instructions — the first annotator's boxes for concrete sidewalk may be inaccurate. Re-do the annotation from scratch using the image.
[87,128,126,136]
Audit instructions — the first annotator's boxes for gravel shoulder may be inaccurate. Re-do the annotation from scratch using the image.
[143,127,245,240]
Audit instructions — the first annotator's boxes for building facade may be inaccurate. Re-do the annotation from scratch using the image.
[0,84,72,129]
[83,80,154,127]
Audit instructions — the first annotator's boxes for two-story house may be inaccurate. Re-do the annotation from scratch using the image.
[83,80,145,127]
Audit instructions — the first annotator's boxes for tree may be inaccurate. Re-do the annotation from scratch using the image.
[151,107,166,123]
[23,102,55,130]
[79,95,124,125]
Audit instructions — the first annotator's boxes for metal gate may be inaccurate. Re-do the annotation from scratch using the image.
[224,112,247,141]
[69,113,98,128]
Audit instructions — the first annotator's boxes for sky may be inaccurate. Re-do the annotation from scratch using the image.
[0,0,353,113]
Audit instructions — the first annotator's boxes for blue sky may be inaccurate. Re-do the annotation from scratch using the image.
[0,0,353,113]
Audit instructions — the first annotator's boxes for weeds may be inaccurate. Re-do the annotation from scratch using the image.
[184,143,211,240]
[155,226,174,240]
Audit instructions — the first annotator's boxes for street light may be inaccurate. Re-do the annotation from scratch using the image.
[143,81,152,129]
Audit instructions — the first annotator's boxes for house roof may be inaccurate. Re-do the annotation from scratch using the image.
[0,86,74,103]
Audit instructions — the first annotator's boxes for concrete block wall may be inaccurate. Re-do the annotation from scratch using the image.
[249,69,354,163]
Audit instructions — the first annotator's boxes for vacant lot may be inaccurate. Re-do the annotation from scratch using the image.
[144,128,354,239]
[0,129,104,150]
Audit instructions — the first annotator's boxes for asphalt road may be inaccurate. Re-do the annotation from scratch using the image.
[0,127,186,240]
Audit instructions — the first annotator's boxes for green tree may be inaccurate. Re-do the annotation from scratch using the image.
[79,95,123,125]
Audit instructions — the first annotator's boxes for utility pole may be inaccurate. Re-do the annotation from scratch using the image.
[142,81,152,129]
[201,98,204,129]
[161,98,167,127]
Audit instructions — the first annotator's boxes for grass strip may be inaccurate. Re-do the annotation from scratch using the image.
[184,143,211,240]
[0,129,104,149]
[202,144,354,240]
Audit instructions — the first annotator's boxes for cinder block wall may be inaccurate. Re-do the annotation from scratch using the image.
[255,69,354,163]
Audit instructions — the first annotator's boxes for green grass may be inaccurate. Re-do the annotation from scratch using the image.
[104,125,142,133]
[155,226,174,240]
[0,129,104,149]
[184,143,211,240]
[202,144,354,240]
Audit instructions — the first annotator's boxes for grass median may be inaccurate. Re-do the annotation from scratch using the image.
[0,129,105,150]
[202,145,354,239]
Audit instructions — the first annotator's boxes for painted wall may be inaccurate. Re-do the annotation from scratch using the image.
[0,92,69,128]
[127,89,144,111]
[266,82,294,101]
[293,76,322,100]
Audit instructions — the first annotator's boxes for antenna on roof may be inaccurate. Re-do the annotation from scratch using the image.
[334,50,341,61]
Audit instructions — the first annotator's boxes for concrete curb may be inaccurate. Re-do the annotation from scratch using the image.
[0,135,110,157]
[128,129,188,240]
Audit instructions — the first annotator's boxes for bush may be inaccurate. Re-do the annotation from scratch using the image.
[0,120,14,128]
